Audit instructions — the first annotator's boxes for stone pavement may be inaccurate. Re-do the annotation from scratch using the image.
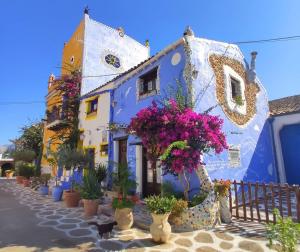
[0,179,291,251]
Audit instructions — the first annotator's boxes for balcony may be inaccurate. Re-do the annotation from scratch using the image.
[46,109,69,131]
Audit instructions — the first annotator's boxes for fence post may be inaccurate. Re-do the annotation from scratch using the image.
[248,182,253,221]
[285,183,292,217]
[270,183,276,223]
[255,182,261,222]
[295,185,300,223]
[241,181,247,221]
[279,184,283,217]
[234,180,239,219]
[262,183,269,223]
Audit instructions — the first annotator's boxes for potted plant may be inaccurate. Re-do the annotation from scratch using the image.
[145,195,176,243]
[19,163,35,187]
[214,179,231,223]
[52,177,63,201]
[5,170,14,179]
[39,173,51,196]
[112,162,138,230]
[79,169,103,217]
[58,147,90,207]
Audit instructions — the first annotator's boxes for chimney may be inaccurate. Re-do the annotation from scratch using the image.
[250,51,258,71]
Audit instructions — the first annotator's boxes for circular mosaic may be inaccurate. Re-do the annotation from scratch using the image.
[171,52,181,66]
[105,54,121,68]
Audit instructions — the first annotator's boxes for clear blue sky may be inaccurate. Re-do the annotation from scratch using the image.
[0,0,299,145]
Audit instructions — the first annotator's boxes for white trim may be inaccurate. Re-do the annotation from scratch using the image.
[135,145,143,195]
[272,113,300,183]
[223,65,247,115]
[113,141,119,172]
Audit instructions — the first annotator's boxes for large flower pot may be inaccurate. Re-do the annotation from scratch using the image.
[16,176,24,184]
[219,196,232,223]
[83,199,100,217]
[39,185,49,196]
[6,172,14,179]
[150,213,171,243]
[52,186,63,202]
[64,190,80,207]
[114,208,133,230]
[22,178,30,187]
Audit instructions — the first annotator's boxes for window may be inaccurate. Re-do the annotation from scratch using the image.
[86,97,98,116]
[230,77,242,101]
[100,143,108,157]
[138,67,158,96]
[228,145,241,167]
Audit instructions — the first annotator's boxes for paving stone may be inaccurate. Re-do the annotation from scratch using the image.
[60,218,81,224]
[119,235,135,242]
[172,248,189,252]
[57,224,77,229]
[39,211,54,215]
[194,232,214,243]
[214,231,234,241]
[100,240,123,251]
[219,241,233,250]
[196,246,218,252]
[69,228,93,237]
[179,231,195,237]
[238,240,264,252]
[45,215,63,220]
[174,238,193,247]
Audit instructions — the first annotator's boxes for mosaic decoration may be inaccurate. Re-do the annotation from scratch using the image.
[209,54,260,126]
[176,167,220,231]
[105,54,121,68]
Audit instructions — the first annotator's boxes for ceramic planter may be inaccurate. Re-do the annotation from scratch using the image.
[22,178,30,187]
[83,199,100,217]
[64,190,80,207]
[52,186,63,201]
[16,176,24,184]
[150,213,171,243]
[219,195,232,223]
[114,208,133,230]
[39,185,49,196]
[6,172,14,179]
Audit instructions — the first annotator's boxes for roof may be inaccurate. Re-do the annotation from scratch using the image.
[269,95,300,116]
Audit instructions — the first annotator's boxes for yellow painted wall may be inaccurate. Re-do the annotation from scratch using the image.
[41,18,85,170]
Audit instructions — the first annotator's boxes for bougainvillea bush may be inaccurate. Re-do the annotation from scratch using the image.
[128,100,228,199]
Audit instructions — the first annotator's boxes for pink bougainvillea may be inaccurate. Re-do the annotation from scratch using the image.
[128,100,228,176]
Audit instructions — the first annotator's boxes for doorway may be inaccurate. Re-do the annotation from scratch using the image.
[142,147,161,197]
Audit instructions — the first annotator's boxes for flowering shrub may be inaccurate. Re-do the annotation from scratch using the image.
[112,194,139,209]
[128,100,228,176]
[214,179,231,197]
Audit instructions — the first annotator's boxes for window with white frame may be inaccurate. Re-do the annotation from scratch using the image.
[137,67,158,98]
[223,65,247,115]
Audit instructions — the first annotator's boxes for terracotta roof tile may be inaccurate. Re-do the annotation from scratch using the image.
[269,95,300,116]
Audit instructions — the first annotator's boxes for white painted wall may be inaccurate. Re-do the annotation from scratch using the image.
[78,88,111,165]
[271,113,300,183]
[81,14,149,95]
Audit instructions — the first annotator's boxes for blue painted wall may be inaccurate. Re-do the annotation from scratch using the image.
[280,123,300,185]
[110,39,278,196]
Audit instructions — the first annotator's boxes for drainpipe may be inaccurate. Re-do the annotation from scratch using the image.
[107,89,114,189]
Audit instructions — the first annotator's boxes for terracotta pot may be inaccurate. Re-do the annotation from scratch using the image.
[64,191,80,207]
[150,213,171,243]
[83,199,100,217]
[114,208,133,230]
[16,176,24,184]
[22,178,30,187]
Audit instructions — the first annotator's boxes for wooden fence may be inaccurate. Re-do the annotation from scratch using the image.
[228,181,300,223]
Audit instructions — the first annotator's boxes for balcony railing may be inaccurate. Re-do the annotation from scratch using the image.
[46,109,68,130]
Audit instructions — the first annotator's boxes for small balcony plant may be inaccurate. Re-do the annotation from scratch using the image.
[145,195,177,243]
[79,169,103,217]
[111,162,138,230]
